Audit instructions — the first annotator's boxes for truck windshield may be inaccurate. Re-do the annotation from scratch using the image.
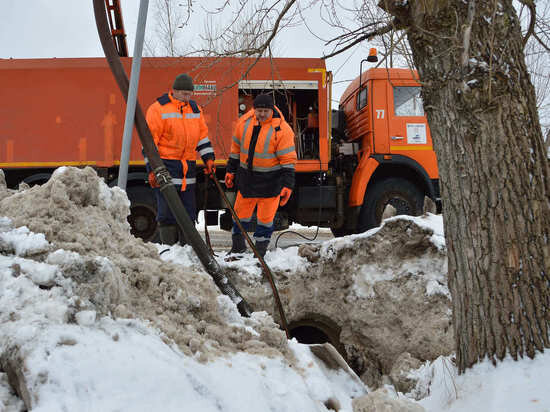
[393,86,424,116]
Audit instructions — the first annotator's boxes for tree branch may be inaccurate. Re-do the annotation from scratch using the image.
[518,0,536,46]
[461,0,476,68]
[533,31,550,52]
[195,0,296,58]
[322,19,399,59]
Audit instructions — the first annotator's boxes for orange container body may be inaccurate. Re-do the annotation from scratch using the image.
[0,57,329,172]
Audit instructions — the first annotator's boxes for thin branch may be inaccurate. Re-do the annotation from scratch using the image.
[195,0,296,58]
[322,19,399,59]
[324,22,380,47]
[518,0,537,46]
[461,0,476,68]
[533,31,550,52]
[374,31,406,68]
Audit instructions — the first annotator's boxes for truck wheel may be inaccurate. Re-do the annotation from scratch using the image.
[23,173,52,186]
[126,185,159,243]
[358,177,424,233]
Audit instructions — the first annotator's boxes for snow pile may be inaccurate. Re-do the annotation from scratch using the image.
[0,167,290,360]
[1,166,549,411]
[221,213,453,390]
[409,351,550,411]
[0,167,365,411]
[0,170,10,202]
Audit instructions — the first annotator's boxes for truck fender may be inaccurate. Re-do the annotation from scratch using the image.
[349,155,436,208]
[371,154,436,199]
[349,156,379,207]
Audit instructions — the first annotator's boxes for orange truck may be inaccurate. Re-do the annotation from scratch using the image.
[0,56,439,240]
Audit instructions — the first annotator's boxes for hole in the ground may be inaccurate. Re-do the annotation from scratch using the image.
[287,315,346,358]
[290,325,330,345]
[288,317,360,377]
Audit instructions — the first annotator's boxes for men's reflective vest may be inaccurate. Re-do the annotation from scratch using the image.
[227,106,296,198]
[145,92,215,190]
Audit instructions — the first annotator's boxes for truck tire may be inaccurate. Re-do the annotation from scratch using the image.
[23,173,52,186]
[357,177,424,233]
[126,185,159,243]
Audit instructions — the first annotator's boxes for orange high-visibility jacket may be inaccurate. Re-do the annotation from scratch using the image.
[227,106,296,198]
[145,92,215,189]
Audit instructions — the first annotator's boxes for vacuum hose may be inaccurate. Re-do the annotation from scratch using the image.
[92,0,252,317]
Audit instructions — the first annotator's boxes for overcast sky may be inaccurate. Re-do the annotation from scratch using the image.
[0,1,373,102]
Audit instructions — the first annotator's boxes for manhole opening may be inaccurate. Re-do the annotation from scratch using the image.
[287,315,345,357]
[290,325,330,345]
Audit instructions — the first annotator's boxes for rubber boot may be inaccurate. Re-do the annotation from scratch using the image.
[254,240,270,258]
[230,233,246,254]
[159,224,178,246]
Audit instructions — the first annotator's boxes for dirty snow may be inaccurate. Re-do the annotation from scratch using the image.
[160,242,310,282]
[1,166,549,411]
[412,352,550,411]
[316,215,448,301]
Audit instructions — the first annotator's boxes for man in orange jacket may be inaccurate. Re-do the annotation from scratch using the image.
[225,94,297,258]
[145,73,215,245]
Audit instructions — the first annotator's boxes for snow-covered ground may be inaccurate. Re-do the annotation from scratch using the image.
[1,168,549,411]
[0,219,364,411]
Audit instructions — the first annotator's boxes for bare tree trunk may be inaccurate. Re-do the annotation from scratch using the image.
[382,0,550,373]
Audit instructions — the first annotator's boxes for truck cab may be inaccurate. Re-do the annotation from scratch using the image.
[328,68,440,234]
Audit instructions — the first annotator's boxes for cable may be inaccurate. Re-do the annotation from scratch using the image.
[275,156,324,249]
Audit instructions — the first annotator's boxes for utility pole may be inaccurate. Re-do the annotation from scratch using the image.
[118,0,149,189]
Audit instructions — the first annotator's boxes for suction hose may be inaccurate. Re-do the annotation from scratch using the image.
[92,0,252,317]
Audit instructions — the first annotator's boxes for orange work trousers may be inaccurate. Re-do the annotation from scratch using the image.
[232,192,280,241]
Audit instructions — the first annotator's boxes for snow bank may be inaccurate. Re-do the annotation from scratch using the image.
[0,167,365,410]
[218,213,453,392]
[2,166,548,412]
[406,351,550,411]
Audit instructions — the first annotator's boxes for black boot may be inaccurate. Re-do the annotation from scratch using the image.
[230,233,246,254]
[159,224,178,245]
[255,240,270,258]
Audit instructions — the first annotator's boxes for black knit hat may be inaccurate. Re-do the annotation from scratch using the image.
[253,94,273,109]
[173,73,194,91]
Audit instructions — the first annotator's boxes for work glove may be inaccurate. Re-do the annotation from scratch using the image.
[279,187,292,206]
[204,159,216,176]
[224,173,235,189]
[148,171,159,188]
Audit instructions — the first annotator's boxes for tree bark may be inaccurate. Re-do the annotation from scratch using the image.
[381,0,550,373]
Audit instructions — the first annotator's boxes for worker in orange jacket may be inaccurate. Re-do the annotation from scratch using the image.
[224,94,297,257]
[145,73,215,245]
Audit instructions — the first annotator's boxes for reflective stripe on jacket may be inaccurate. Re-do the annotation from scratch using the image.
[227,106,296,198]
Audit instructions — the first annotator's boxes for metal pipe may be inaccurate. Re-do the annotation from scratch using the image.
[93,0,252,317]
[118,0,149,190]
